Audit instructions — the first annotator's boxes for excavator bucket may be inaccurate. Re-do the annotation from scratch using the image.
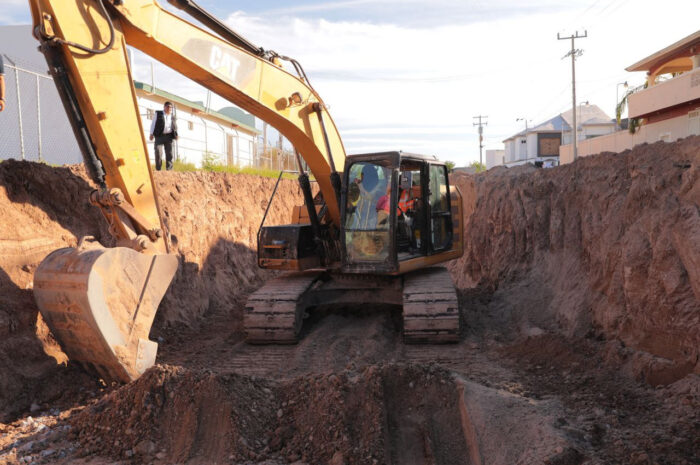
[33,241,178,383]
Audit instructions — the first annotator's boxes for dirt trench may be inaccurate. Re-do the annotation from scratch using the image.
[450,136,700,384]
[0,137,699,465]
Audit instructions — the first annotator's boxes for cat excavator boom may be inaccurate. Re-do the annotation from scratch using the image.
[28,0,464,383]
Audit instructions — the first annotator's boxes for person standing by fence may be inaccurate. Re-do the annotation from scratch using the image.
[149,101,177,170]
[0,55,6,112]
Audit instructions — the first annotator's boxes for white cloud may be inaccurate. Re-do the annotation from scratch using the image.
[224,2,699,165]
[126,1,699,166]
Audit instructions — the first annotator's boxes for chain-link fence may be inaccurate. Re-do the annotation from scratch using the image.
[0,61,82,164]
[0,61,303,172]
[255,143,299,172]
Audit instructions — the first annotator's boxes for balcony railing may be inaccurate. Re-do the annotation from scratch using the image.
[628,68,700,118]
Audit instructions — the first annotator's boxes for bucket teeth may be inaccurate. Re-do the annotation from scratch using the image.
[33,243,178,383]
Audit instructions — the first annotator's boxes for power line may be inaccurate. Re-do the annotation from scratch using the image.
[558,30,587,162]
[596,0,621,17]
[472,115,488,166]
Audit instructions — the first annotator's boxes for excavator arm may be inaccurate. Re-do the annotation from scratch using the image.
[28,0,347,382]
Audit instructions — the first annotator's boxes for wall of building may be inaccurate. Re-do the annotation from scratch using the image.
[560,110,700,163]
[513,136,524,161]
[502,133,561,168]
[485,150,505,170]
[526,133,538,158]
[628,68,700,119]
[503,141,511,162]
[582,124,615,139]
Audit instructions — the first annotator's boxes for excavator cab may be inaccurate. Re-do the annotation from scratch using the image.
[341,152,456,275]
[247,151,463,344]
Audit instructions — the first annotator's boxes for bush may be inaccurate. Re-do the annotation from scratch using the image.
[169,153,296,180]
[172,159,197,172]
[469,161,486,173]
[201,152,223,171]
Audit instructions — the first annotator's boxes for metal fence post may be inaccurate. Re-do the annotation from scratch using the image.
[14,66,25,160]
[36,74,42,162]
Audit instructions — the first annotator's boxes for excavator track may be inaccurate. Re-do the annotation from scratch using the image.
[402,267,461,343]
[244,272,322,344]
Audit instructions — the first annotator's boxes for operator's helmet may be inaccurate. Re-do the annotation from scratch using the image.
[361,164,379,192]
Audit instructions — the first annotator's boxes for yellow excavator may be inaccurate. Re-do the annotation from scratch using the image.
[28,0,464,383]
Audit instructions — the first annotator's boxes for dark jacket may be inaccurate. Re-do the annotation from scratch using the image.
[153,110,177,137]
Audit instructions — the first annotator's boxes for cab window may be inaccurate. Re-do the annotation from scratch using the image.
[396,162,425,260]
[344,161,392,262]
[429,164,451,251]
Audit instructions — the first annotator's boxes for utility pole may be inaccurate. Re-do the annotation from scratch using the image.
[558,30,587,161]
[472,115,488,166]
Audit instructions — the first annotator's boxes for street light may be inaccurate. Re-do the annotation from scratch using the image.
[516,117,531,130]
[616,81,628,130]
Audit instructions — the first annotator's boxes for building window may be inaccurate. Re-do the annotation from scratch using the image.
[520,139,526,144]
[146,108,155,120]
[188,120,194,131]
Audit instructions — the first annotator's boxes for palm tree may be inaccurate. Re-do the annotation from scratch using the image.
[616,83,646,134]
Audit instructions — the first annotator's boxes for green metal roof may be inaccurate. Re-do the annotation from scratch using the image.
[133,81,260,134]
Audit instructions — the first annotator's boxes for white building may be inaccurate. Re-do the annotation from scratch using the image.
[485,149,505,170]
[134,81,260,168]
[501,104,615,168]
[560,30,700,163]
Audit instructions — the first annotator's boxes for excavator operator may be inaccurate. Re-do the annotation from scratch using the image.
[376,184,413,224]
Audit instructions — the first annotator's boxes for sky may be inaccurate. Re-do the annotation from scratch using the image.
[2,0,699,166]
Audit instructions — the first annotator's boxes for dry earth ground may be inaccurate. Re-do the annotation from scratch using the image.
[0,137,698,464]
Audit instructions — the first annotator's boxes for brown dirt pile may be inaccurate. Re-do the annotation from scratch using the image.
[501,334,700,465]
[0,162,107,422]
[450,136,700,384]
[0,161,303,420]
[64,364,467,464]
[152,170,305,325]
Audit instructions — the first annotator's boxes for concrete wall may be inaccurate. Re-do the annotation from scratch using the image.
[560,110,700,164]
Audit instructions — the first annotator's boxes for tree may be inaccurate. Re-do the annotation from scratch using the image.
[616,82,645,134]
[469,161,486,173]
[445,161,456,171]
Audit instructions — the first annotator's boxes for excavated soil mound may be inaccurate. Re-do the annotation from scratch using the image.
[64,364,467,465]
[0,161,304,420]
[450,136,700,384]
